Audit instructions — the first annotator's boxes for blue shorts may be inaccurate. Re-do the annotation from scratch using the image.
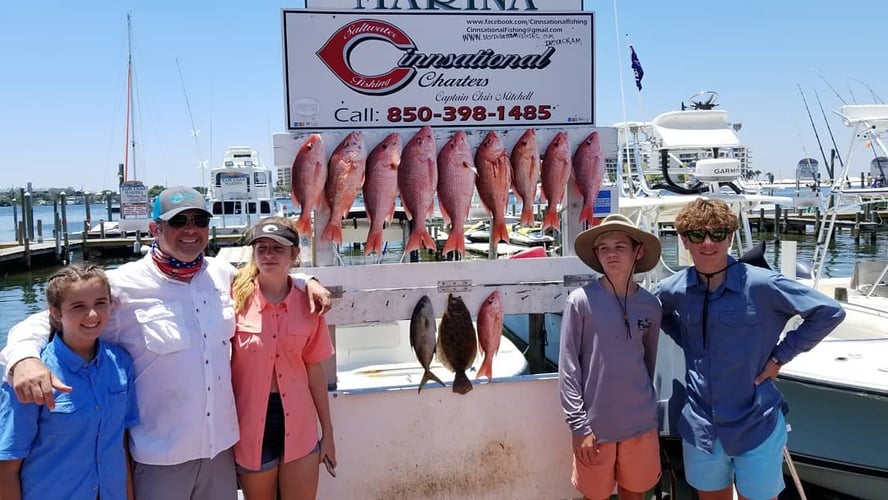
[683,412,787,499]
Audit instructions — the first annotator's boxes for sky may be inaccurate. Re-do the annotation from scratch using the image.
[3,0,885,192]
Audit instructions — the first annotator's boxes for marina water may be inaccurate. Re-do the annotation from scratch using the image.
[2,226,886,348]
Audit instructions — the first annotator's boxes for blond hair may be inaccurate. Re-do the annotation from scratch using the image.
[674,199,739,233]
[231,216,301,314]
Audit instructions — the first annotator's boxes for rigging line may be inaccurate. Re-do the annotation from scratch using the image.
[809,66,847,105]
[814,89,844,174]
[176,58,207,189]
[612,0,628,126]
[797,84,831,180]
[849,77,885,104]
[610,0,634,197]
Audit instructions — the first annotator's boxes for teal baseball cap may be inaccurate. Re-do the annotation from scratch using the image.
[151,186,211,221]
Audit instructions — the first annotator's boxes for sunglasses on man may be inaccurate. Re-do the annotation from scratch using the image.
[166,213,211,229]
[684,228,730,244]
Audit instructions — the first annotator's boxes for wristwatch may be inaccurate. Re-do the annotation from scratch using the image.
[770,355,783,366]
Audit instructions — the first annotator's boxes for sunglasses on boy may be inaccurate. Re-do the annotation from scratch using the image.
[166,212,211,229]
[684,228,730,244]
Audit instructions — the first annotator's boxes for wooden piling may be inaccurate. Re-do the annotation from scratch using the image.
[36,220,43,243]
[84,193,92,229]
[22,189,33,241]
[60,192,69,250]
[23,237,31,268]
[774,205,782,241]
[82,221,90,259]
[12,196,20,244]
[854,212,862,244]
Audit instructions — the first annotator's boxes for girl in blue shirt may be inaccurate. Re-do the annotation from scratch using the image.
[0,262,139,500]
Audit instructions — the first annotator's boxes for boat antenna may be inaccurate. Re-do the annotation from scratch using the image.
[809,66,847,105]
[176,57,208,190]
[797,84,831,180]
[814,89,844,180]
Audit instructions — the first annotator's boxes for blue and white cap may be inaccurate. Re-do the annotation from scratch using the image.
[151,186,211,221]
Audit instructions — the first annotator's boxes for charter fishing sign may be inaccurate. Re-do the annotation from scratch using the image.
[282,9,594,130]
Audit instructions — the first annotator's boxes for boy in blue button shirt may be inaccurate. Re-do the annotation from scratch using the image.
[655,199,844,500]
[0,263,139,499]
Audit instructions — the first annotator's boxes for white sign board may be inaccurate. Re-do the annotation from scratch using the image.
[304,0,583,11]
[220,174,249,194]
[119,181,149,229]
[282,10,594,129]
[120,181,148,205]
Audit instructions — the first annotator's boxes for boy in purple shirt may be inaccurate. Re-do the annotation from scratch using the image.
[559,214,662,500]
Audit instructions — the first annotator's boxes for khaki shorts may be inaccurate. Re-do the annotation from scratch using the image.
[572,429,661,499]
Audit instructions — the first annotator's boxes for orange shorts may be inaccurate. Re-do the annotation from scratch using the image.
[572,429,661,499]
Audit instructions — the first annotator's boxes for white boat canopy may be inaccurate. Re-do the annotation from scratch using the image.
[651,109,742,149]
[835,104,888,129]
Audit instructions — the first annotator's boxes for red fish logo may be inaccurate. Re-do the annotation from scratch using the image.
[316,19,417,96]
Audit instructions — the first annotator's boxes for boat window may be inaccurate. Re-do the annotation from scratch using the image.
[260,201,271,213]
[254,172,267,185]
[224,161,234,167]
[244,160,253,167]
[247,202,257,214]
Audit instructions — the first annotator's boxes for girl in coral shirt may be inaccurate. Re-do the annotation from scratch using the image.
[230,217,335,500]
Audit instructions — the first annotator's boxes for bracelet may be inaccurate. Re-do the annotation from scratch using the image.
[770,355,782,366]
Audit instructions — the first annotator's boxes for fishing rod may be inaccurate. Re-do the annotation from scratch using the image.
[810,66,847,105]
[849,77,885,104]
[797,84,831,180]
[814,89,844,180]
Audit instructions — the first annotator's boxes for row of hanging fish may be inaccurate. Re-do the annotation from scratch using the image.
[289,126,605,258]
[409,291,504,395]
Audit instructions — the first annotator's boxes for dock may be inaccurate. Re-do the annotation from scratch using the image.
[746,206,885,244]
[0,230,246,272]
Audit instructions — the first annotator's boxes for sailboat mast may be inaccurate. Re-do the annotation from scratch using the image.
[127,13,137,181]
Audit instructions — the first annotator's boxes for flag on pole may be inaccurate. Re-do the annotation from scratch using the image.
[629,45,644,91]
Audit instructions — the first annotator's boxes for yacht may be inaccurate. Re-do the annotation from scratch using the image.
[207,146,277,231]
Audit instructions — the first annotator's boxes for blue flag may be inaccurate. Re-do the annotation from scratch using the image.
[630,45,644,91]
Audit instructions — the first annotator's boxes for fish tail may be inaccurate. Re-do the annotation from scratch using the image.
[519,206,535,227]
[542,207,560,232]
[405,226,435,253]
[493,220,510,244]
[320,221,342,244]
[578,203,595,227]
[452,371,473,395]
[294,213,312,235]
[364,227,382,256]
[441,225,466,255]
[476,355,493,381]
[404,228,424,253]
[418,369,445,393]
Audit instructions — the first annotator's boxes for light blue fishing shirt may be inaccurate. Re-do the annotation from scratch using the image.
[655,257,845,455]
[0,335,139,500]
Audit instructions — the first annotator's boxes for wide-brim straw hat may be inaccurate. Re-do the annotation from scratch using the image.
[574,214,661,273]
